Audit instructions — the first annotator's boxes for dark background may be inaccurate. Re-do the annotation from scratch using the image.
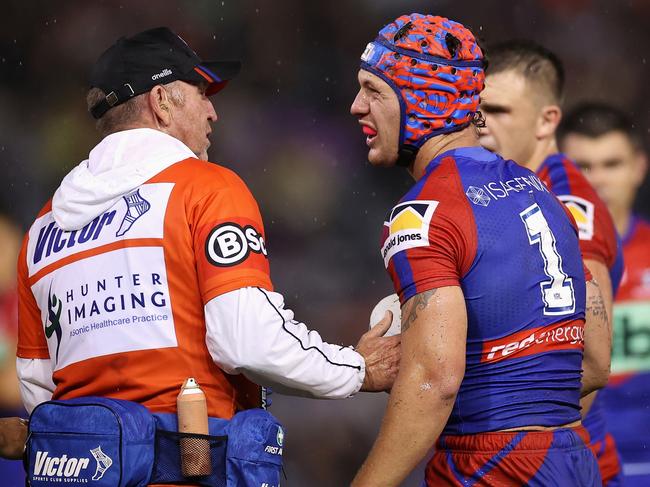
[1,1,649,485]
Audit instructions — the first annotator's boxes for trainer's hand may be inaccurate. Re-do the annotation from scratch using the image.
[0,417,28,460]
[356,311,401,392]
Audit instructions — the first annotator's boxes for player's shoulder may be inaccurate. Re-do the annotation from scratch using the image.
[541,153,604,207]
[541,153,590,190]
[163,157,247,186]
[155,158,255,202]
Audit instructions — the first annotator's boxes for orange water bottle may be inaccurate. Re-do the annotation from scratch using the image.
[177,378,212,476]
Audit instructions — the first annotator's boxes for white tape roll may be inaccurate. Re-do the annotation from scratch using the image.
[368,293,402,336]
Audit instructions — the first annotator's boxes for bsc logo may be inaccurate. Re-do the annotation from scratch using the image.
[206,222,267,267]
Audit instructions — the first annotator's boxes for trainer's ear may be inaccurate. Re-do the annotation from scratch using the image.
[536,104,561,140]
[149,85,172,127]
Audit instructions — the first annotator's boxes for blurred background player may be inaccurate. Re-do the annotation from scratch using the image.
[560,102,650,486]
[350,13,610,486]
[479,40,624,485]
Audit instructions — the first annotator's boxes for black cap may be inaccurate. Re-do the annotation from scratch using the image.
[89,27,241,119]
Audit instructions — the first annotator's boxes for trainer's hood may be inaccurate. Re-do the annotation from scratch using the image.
[52,128,196,231]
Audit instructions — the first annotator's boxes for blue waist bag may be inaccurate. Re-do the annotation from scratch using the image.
[26,397,155,486]
[26,397,284,487]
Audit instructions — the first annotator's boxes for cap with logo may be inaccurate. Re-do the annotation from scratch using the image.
[360,13,486,166]
[89,27,240,119]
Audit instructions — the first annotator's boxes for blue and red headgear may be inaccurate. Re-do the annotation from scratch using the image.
[361,14,486,166]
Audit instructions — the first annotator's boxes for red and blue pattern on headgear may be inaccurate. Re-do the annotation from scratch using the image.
[361,13,485,150]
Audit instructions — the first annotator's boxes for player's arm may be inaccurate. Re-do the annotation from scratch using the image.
[194,173,399,398]
[580,259,613,413]
[352,286,466,487]
[16,358,54,413]
[16,236,55,413]
[205,288,400,398]
[580,273,611,398]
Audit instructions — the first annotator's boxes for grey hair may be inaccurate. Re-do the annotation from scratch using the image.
[86,81,186,137]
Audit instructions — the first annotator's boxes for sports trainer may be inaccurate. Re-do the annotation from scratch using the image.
[349,14,610,486]
[16,27,400,438]
[479,40,624,485]
[560,102,650,486]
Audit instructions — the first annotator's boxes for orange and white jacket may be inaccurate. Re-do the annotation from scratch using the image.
[17,128,365,419]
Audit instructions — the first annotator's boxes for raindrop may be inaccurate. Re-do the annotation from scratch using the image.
[213,34,216,40]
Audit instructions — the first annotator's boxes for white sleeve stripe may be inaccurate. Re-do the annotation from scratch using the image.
[256,287,362,371]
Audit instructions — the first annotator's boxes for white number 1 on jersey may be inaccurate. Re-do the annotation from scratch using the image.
[520,203,576,316]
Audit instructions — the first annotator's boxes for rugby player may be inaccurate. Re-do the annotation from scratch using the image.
[350,13,609,486]
[15,26,400,452]
[560,102,650,486]
[479,40,624,485]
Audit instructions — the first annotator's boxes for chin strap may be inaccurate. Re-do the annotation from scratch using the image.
[396,144,419,167]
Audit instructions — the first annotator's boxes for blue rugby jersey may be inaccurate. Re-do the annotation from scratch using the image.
[380,146,588,434]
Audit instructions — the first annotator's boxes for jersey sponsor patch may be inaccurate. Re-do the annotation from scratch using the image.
[27,183,174,277]
[381,200,438,267]
[31,246,177,371]
[481,319,584,364]
[205,222,267,267]
[558,194,595,241]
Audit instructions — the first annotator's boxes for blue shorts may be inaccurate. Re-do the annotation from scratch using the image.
[425,426,601,486]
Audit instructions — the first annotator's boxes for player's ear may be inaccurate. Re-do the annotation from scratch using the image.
[536,104,561,140]
[148,85,172,127]
[632,150,648,188]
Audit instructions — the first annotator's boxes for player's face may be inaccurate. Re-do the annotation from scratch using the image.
[562,131,646,214]
[168,81,218,160]
[479,70,541,166]
[350,70,401,166]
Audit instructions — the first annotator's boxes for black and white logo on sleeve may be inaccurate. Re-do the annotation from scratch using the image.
[206,222,268,266]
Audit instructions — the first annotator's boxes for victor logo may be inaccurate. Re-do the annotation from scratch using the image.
[33,451,90,479]
[116,189,151,236]
[90,446,113,481]
[33,211,116,264]
[45,283,63,363]
[32,447,113,482]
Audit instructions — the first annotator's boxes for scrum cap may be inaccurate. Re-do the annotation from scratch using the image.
[360,14,486,165]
